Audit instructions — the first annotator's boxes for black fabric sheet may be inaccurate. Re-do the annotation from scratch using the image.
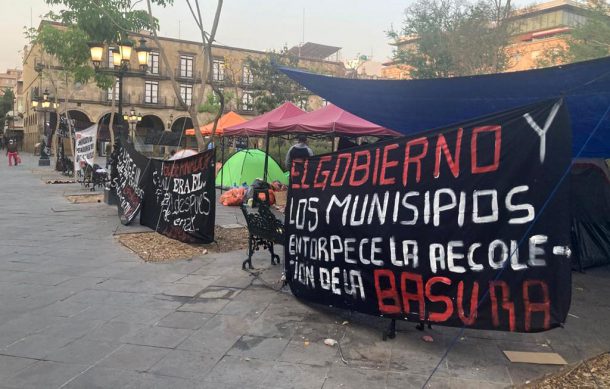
[570,161,610,269]
[279,56,610,158]
[111,142,149,225]
[139,149,216,243]
[284,100,573,332]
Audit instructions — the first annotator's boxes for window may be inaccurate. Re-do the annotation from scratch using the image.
[180,84,193,106]
[241,91,253,111]
[107,79,119,101]
[180,55,193,78]
[145,81,158,104]
[242,66,253,85]
[148,51,159,74]
[212,59,225,82]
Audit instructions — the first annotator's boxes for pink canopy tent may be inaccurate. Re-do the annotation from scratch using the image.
[260,104,400,182]
[224,102,306,137]
[267,104,401,137]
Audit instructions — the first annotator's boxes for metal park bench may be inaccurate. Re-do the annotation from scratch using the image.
[240,198,284,270]
[55,156,74,177]
[78,163,109,191]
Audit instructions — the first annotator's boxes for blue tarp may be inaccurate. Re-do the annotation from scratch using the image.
[280,56,610,158]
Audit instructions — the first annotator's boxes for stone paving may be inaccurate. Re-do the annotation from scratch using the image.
[0,153,608,389]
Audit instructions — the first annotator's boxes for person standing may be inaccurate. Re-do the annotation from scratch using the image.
[285,134,314,169]
[7,139,19,166]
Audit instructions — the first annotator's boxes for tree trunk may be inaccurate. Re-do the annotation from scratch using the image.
[187,0,224,147]
[146,0,206,151]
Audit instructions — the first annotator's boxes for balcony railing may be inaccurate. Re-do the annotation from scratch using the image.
[138,95,167,106]
[175,69,202,82]
[99,92,131,105]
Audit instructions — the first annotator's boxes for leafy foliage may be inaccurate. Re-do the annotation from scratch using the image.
[569,3,610,60]
[388,0,514,79]
[243,49,309,113]
[198,90,235,114]
[26,0,172,89]
[43,0,167,43]
[27,24,98,85]
[537,1,610,67]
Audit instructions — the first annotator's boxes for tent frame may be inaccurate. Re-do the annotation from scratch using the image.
[262,125,401,182]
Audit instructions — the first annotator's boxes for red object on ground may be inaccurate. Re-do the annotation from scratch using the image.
[220,187,246,206]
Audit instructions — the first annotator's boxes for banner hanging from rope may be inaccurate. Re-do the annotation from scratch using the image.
[284,99,572,332]
[140,149,216,244]
[74,124,97,172]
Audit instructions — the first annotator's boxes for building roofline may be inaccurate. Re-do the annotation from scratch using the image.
[29,20,343,67]
[389,0,589,47]
[510,0,584,18]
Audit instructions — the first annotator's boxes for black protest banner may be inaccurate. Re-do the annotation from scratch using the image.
[111,142,149,225]
[285,100,572,333]
[140,149,216,243]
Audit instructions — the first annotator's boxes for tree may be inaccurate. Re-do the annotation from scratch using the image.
[388,0,514,79]
[44,0,163,43]
[222,54,242,111]
[198,90,234,114]
[244,49,310,113]
[146,0,224,150]
[536,1,610,68]
[25,23,108,163]
[35,0,170,154]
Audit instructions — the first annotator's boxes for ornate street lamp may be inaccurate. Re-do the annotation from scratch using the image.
[111,46,122,69]
[136,38,151,72]
[118,40,133,65]
[87,42,104,69]
[32,88,58,166]
[123,107,142,143]
[167,113,174,130]
[88,37,149,125]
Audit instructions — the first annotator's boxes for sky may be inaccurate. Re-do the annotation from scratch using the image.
[0,0,538,71]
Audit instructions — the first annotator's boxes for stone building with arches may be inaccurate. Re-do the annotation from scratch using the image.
[20,21,345,154]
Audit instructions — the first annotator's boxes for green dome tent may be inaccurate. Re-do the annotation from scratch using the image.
[216,149,288,188]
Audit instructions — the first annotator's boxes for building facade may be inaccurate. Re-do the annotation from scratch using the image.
[505,0,589,71]
[0,69,22,95]
[385,0,591,78]
[20,22,345,153]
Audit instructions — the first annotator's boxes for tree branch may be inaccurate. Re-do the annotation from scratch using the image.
[145,0,206,150]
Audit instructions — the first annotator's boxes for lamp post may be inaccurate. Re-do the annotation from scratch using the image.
[88,38,149,136]
[32,89,59,166]
[123,107,142,143]
[167,113,174,131]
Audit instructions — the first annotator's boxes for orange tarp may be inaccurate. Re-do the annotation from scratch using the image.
[185,111,247,136]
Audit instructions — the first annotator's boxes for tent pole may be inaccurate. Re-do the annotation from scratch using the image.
[263,132,270,182]
[331,122,336,152]
[220,136,225,192]
[277,137,281,170]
